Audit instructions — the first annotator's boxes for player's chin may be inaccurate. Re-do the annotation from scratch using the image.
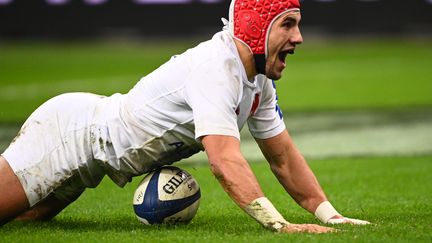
[265,69,283,80]
[265,62,285,80]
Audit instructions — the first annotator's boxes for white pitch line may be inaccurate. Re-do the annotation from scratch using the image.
[0,76,137,101]
[184,111,432,163]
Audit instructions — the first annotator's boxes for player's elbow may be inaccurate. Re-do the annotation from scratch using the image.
[269,159,288,177]
[208,153,245,180]
[271,162,298,186]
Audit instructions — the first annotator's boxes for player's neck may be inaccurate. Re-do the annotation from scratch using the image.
[234,38,257,81]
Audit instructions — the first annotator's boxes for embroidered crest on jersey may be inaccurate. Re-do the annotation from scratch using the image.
[249,93,261,116]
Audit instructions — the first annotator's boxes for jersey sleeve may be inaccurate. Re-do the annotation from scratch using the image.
[247,79,286,139]
[184,58,242,141]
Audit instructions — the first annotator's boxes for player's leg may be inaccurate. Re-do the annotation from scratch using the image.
[14,195,69,221]
[0,156,30,225]
[0,154,80,224]
[14,189,83,221]
[1,93,105,223]
[14,172,86,221]
[1,156,87,224]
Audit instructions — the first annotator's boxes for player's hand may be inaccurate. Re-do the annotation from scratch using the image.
[279,223,337,234]
[326,215,370,225]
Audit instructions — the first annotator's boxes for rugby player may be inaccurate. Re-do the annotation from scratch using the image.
[0,0,369,232]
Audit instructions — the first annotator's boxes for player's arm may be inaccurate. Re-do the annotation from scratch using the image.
[201,134,335,233]
[202,135,263,207]
[255,129,370,225]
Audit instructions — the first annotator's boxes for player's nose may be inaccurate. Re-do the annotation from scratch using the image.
[290,26,303,45]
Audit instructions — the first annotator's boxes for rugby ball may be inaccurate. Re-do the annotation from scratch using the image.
[133,166,201,225]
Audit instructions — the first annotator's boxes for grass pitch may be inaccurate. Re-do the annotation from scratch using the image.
[1,156,431,242]
[0,38,431,242]
[0,38,431,121]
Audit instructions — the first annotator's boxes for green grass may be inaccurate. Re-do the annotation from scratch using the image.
[0,39,431,242]
[0,40,193,122]
[1,156,431,242]
[1,39,431,121]
[278,39,432,111]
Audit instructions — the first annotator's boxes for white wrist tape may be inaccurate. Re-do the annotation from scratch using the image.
[314,201,341,223]
[244,197,289,231]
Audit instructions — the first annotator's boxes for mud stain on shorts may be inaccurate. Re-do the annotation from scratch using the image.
[98,137,105,153]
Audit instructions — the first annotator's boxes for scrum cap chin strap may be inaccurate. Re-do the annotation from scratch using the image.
[253,54,266,74]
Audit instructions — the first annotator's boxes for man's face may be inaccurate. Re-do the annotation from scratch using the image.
[265,11,303,80]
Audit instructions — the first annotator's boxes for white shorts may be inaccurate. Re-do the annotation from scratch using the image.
[2,93,106,207]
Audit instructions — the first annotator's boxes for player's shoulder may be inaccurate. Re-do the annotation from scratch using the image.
[186,31,240,68]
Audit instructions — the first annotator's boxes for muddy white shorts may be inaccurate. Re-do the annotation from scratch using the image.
[2,93,106,207]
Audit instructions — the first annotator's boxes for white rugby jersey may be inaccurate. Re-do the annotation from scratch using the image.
[92,30,286,187]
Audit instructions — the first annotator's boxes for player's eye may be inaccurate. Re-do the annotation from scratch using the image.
[282,20,295,29]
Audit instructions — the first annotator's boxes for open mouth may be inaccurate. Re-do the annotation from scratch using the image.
[278,49,294,63]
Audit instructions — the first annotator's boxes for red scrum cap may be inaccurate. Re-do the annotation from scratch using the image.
[225,0,300,74]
